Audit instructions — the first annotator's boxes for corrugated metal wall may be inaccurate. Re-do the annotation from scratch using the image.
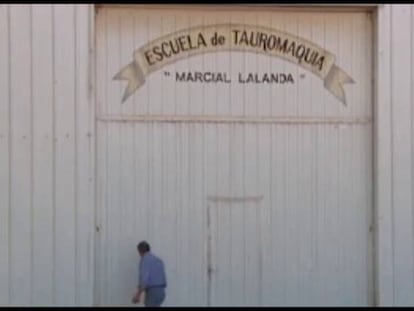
[0,4,414,307]
[0,4,95,306]
[375,4,414,306]
[95,6,374,307]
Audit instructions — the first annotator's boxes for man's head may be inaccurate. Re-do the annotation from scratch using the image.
[137,241,150,257]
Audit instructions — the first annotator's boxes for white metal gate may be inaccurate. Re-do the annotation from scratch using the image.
[207,195,263,307]
[95,6,373,306]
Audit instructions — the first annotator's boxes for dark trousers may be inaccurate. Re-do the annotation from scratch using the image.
[144,287,166,307]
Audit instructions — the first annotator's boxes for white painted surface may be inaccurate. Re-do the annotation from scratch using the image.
[0,4,95,306]
[96,7,374,306]
[375,5,414,307]
[0,4,11,306]
[1,4,414,307]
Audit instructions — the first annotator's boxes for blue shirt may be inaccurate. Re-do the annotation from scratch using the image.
[138,252,167,290]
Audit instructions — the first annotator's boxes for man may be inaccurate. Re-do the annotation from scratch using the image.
[132,241,167,307]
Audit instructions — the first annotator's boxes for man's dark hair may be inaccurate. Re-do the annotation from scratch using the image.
[137,241,150,253]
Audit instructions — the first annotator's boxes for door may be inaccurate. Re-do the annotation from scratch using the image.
[207,196,263,307]
[95,6,374,306]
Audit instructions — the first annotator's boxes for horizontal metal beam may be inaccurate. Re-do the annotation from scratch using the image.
[207,196,264,204]
[98,4,378,13]
[97,114,372,125]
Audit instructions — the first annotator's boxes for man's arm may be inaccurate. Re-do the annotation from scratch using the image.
[139,257,151,289]
[133,258,150,303]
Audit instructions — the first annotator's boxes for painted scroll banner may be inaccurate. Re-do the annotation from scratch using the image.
[114,24,354,105]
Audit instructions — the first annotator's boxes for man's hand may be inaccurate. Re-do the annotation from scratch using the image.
[132,292,140,304]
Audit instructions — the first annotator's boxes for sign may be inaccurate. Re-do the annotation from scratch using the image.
[114,24,354,105]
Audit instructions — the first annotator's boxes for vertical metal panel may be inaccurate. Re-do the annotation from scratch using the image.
[53,5,77,305]
[0,4,95,306]
[0,4,10,306]
[32,4,54,306]
[9,5,32,305]
[74,5,95,306]
[375,5,394,307]
[375,4,414,306]
[412,5,414,306]
[94,7,107,305]
[390,5,414,306]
